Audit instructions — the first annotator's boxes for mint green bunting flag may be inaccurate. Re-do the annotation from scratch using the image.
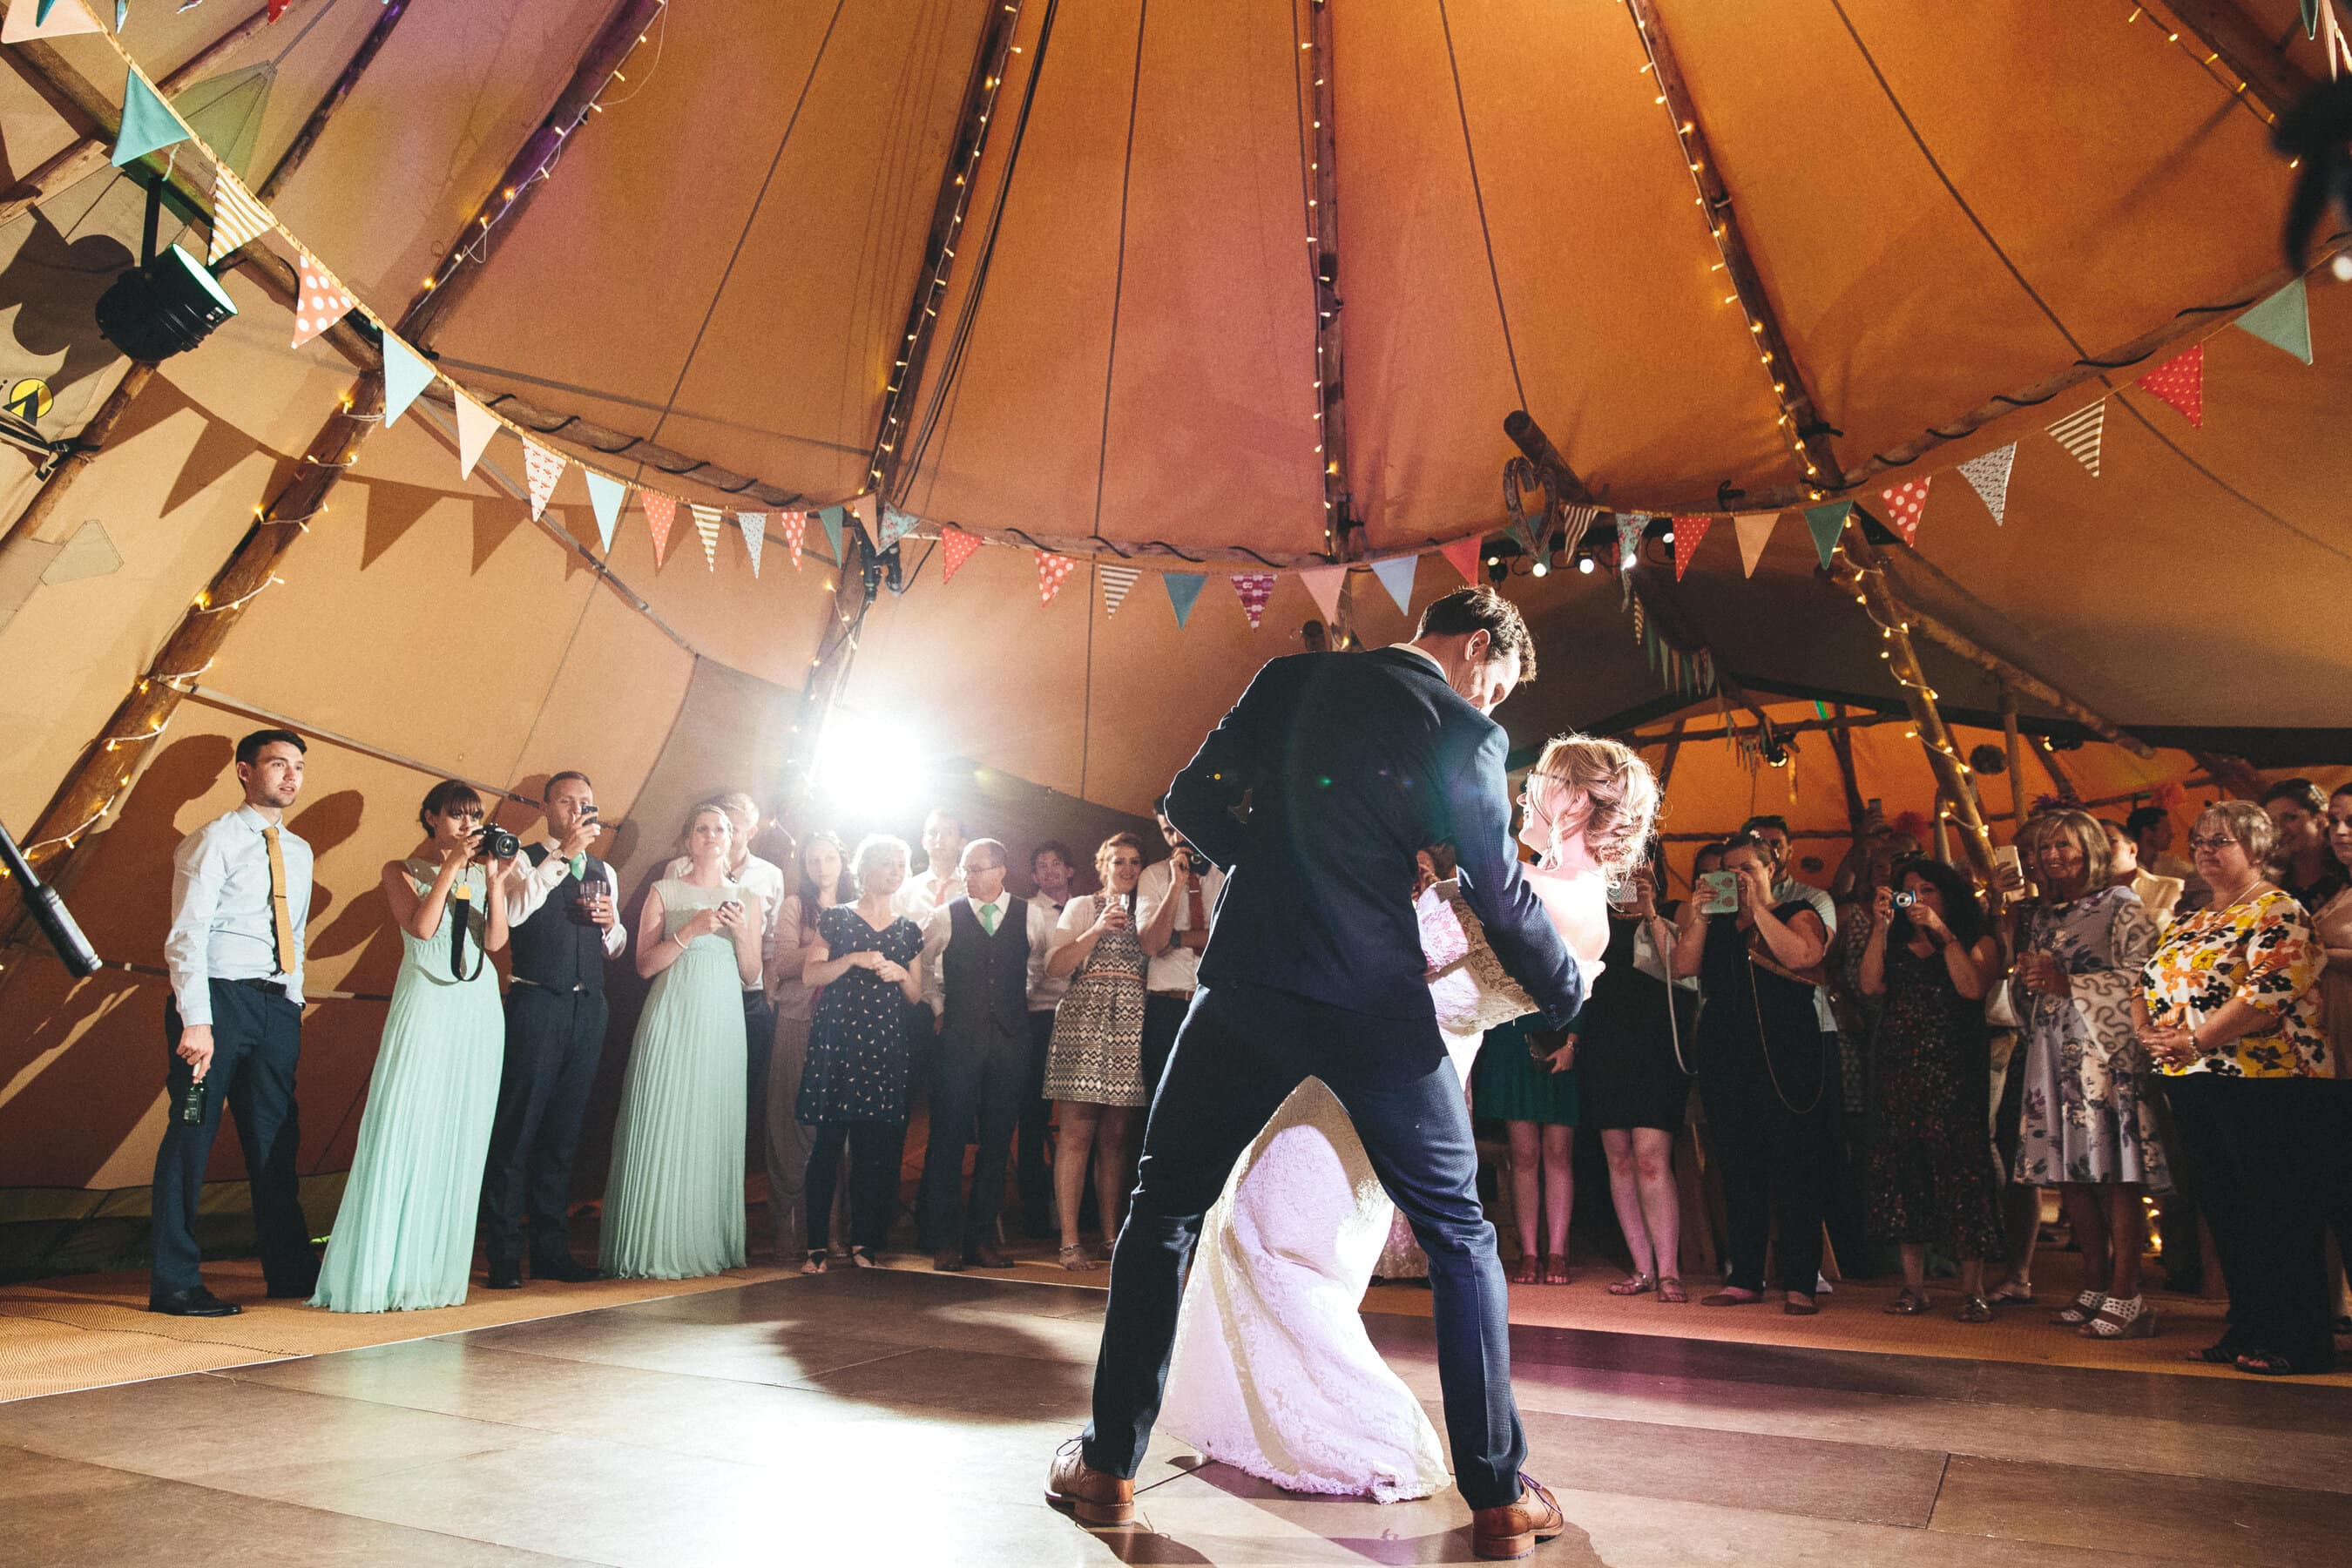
[1164,571,1206,628]
[179,62,279,182]
[112,65,193,167]
[2305,1,2322,40]
[1369,556,1416,616]
[584,470,626,553]
[2234,278,2312,365]
[1802,501,1852,570]
[818,505,846,564]
[381,332,435,425]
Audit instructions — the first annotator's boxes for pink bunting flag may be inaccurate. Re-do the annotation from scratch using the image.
[2136,343,2204,427]
[1878,476,1930,544]
[1297,564,1346,624]
[642,492,678,566]
[940,527,982,585]
[1037,551,1078,605]
[290,251,355,348]
[780,510,807,571]
[1670,515,1712,580]
[522,439,564,521]
[1438,537,1484,586]
[1233,571,1276,629]
[1733,511,1778,578]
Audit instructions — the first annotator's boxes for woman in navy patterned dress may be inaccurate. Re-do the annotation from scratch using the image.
[796,835,924,1271]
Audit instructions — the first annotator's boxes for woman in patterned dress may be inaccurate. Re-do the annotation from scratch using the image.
[2010,808,2168,1341]
[2139,801,2335,1375]
[2312,785,2352,1064]
[795,835,924,1272]
[1043,832,1150,1269]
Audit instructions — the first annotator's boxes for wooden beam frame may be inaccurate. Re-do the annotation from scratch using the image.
[255,0,417,203]
[1825,703,1868,828]
[1303,0,1350,558]
[2154,0,2314,122]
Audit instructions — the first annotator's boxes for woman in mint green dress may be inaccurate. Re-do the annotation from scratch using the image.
[601,801,765,1280]
[313,781,512,1313]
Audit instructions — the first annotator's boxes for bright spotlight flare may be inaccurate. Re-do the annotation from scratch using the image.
[809,711,929,817]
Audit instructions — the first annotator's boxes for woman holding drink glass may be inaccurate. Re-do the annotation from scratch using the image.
[1044,832,1152,1269]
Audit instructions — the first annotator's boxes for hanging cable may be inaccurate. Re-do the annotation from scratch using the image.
[1088,0,1152,539]
[1435,0,1525,410]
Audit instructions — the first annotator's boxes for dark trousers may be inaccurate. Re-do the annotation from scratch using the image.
[1139,991,1190,1101]
[1015,1010,1057,1231]
[1082,983,1527,1511]
[808,1120,902,1254]
[152,981,314,1295]
[482,983,609,1269]
[918,1021,1029,1250]
[741,988,775,1166]
[2164,1074,2335,1370]
[1700,1063,1830,1294]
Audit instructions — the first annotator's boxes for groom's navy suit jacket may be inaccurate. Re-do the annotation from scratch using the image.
[1163,646,1584,1027]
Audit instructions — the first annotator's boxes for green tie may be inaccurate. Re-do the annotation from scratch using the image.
[978,902,999,936]
[569,853,587,881]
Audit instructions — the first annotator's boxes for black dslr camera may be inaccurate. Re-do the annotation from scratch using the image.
[477,825,522,861]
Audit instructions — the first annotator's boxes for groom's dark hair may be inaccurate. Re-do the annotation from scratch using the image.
[1414,587,1537,681]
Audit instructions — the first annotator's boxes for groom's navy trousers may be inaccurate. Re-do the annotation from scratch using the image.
[1081,980,1526,1509]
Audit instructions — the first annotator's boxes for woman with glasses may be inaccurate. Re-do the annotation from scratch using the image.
[2138,801,2334,1375]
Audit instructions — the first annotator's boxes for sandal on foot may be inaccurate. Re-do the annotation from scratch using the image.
[2186,1342,2241,1365]
[1657,1276,1688,1304]
[1956,1295,1995,1325]
[1700,1287,1763,1308]
[1783,1293,1821,1316]
[1606,1273,1655,1297]
[1883,1288,1931,1315]
[1988,1279,2036,1306]
[1058,1244,1092,1271]
[2051,1288,2105,1327]
[801,1249,828,1276]
[2234,1349,2307,1376]
[1510,1254,1540,1286]
[2080,1294,2153,1340]
[1541,1254,1571,1288]
[848,1247,878,1269]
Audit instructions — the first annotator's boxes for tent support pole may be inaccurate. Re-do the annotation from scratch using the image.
[2000,684,2026,828]
[777,553,875,835]
[0,0,667,941]
[2153,1,2311,121]
[1305,0,1353,564]
[2033,737,2081,804]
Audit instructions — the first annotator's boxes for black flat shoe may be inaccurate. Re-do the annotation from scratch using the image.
[149,1286,240,1317]
[531,1255,604,1284]
[484,1262,523,1290]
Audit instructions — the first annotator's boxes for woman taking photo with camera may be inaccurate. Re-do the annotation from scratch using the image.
[312,781,513,1313]
[601,801,764,1281]
[1044,832,1152,1270]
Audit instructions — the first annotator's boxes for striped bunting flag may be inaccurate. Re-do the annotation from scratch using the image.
[737,512,765,577]
[690,504,724,570]
[1101,563,1140,617]
[206,167,273,264]
[1557,503,1600,563]
[2046,401,2105,477]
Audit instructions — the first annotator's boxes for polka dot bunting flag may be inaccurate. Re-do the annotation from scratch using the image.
[780,510,807,571]
[1670,514,1712,580]
[1878,476,1930,544]
[1037,550,1078,605]
[291,251,355,348]
[940,527,982,585]
[1233,571,1276,629]
[641,491,677,566]
[2135,343,2203,428]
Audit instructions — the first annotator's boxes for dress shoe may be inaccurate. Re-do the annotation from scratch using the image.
[149,1286,240,1317]
[967,1241,1014,1269]
[263,1273,318,1301]
[531,1255,604,1283]
[932,1246,968,1273]
[484,1261,523,1290]
[1470,1474,1565,1560]
[1044,1437,1134,1527]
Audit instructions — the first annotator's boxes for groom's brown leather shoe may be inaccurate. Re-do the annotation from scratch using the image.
[1044,1436,1134,1527]
[1471,1474,1565,1559]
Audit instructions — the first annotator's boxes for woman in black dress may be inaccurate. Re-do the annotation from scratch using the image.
[1670,831,1833,1313]
[1859,856,2007,1321]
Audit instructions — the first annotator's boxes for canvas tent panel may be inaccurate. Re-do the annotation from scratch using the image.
[501,582,697,826]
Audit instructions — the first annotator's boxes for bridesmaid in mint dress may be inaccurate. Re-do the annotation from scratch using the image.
[313,781,512,1312]
[601,801,765,1279]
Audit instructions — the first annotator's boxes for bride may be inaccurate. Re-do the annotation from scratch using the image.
[1157,734,1659,1501]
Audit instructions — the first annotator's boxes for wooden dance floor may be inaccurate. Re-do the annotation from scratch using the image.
[3,1268,2347,1566]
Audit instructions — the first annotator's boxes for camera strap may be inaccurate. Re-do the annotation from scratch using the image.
[447,870,488,983]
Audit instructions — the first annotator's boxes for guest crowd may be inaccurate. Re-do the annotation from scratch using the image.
[152,727,2350,1376]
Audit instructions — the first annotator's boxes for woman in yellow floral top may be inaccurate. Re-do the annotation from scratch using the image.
[2136,801,2335,1376]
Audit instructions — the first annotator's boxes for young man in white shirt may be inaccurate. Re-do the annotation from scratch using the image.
[1017,839,1078,1234]
[1135,798,1224,1098]
[894,808,970,926]
[152,730,319,1315]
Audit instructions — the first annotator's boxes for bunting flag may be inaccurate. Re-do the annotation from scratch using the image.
[1037,551,1078,605]
[453,390,497,478]
[1616,512,1647,605]
[736,511,765,577]
[1957,442,2017,525]
[2136,344,2203,427]
[205,166,273,264]
[851,493,879,542]
[938,526,981,585]
[690,504,723,569]
[877,503,917,549]
[2046,401,2105,477]
[112,66,193,166]
[1101,563,1140,617]
[1558,503,1600,562]
[1165,571,1206,627]
[2235,279,2312,364]
[380,330,434,425]
[585,470,627,553]
[4,0,105,41]
[1370,555,1417,615]
[1733,511,1777,578]
[779,509,807,571]
[1233,571,1276,629]
[116,0,125,30]
[522,439,564,520]
[1298,564,1346,624]
[1670,515,1712,580]
[642,491,678,565]
[290,250,355,348]
[1437,537,1484,586]
[1878,476,1930,544]
[268,0,291,18]
[1801,500,1852,569]
[817,505,845,563]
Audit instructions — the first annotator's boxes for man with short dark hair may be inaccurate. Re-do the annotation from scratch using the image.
[484,769,625,1288]
[152,729,318,1315]
[896,808,970,925]
[2126,805,2193,882]
[1017,841,1078,1234]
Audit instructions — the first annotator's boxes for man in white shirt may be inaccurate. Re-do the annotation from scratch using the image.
[894,808,970,926]
[1135,797,1225,1098]
[2104,819,2184,928]
[152,729,319,1316]
[1017,839,1078,1234]
[916,840,1056,1270]
[663,791,787,1186]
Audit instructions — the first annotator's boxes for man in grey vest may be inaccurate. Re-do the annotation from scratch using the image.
[484,770,625,1288]
[916,838,1054,1271]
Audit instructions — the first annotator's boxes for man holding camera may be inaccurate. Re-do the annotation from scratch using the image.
[485,770,625,1288]
[1134,797,1225,1098]
[152,729,320,1316]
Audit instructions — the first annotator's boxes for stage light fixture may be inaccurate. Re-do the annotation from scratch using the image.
[95,242,237,362]
[1575,552,1596,575]
[1530,552,1551,578]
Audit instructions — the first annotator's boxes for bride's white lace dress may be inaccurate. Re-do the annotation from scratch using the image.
[1157,879,1538,1502]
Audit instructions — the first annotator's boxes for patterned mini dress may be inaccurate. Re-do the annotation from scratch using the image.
[1043,893,1150,1107]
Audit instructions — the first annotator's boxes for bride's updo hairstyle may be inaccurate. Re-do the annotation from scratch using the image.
[1528,733,1660,879]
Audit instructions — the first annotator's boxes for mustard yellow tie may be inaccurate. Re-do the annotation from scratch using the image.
[262,824,296,977]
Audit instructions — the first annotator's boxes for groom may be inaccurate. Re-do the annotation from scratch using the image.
[1047,587,1584,1559]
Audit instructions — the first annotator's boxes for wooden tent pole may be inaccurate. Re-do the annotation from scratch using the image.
[2033,737,2081,804]
[2153,0,2312,121]
[2189,750,2266,801]
[0,0,668,935]
[0,4,274,229]
[0,363,159,558]
[1305,0,1352,562]
[253,0,418,203]
[1999,684,2026,828]
[1825,702,1866,829]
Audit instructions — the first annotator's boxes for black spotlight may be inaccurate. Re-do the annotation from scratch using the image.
[882,541,904,594]
[94,184,238,361]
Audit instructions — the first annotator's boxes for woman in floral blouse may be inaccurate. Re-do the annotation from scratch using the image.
[2138,801,2334,1375]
